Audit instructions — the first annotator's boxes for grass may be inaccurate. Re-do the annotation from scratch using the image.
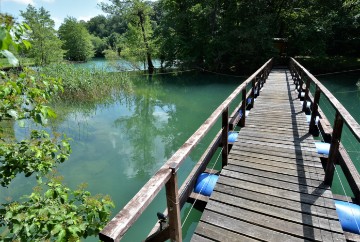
[0,57,35,69]
[38,63,133,103]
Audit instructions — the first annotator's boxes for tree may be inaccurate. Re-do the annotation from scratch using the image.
[156,0,274,72]
[86,15,109,38]
[20,5,64,65]
[58,17,94,62]
[0,17,113,241]
[100,0,157,73]
[90,34,107,57]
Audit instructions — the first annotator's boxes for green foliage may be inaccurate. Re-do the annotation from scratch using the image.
[90,35,107,57]
[157,0,274,72]
[0,130,71,187]
[155,0,360,72]
[58,17,94,62]
[0,14,31,66]
[0,178,114,241]
[20,5,64,65]
[100,0,157,72]
[1,18,114,241]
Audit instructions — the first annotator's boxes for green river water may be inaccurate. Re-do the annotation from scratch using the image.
[1,59,359,241]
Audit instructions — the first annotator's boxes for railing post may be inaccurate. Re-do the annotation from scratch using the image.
[298,72,304,94]
[240,88,246,127]
[324,111,344,186]
[302,77,311,111]
[309,85,321,134]
[256,75,262,96]
[222,107,229,167]
[165,164,182,242]
[250,78,255,108]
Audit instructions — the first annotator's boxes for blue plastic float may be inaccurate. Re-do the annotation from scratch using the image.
[239,110,250,117]
[300,101,311,109]
[194,173,219,196]
[335,200,360,234]
[306,115,319,125]
[315,142,330,155]
[228,131,239,143]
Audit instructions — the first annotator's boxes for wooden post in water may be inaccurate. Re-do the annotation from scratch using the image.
[324,111,344,186]
[309,86,321,134]
[240,88,246,127]
[165,164,182,242]
[222,107,229,167]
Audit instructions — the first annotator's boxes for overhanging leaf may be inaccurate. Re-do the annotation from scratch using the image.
[1,50,19,66]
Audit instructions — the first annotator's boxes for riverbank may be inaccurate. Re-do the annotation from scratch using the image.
[295,56,360,75]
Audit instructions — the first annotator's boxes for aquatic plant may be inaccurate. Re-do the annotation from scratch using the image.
[38,63,133,102]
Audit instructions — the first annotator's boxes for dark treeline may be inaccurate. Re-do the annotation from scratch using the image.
[5,0,360,73]
[87,0,360,73]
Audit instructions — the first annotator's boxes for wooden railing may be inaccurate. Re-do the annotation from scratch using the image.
[289,58,360,202]
[99,58,273,241]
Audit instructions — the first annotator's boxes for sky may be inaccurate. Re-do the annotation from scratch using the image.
[1,0,108,28]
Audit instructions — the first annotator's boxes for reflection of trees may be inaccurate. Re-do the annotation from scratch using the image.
[49,89,133,139]
[113,77,167,178]
[0,119,15,141]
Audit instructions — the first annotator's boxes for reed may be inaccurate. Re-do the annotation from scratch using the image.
[38,63,133,102]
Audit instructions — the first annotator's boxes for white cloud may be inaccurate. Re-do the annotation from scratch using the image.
[52,16,62,29]
[3,0,34,5]
[40,0,55,2]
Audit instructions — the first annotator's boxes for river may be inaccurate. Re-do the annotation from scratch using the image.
[1,59,359,241]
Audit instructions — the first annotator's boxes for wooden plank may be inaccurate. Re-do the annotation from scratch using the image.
[231,143,321,161]
[191,67,348,242]
[206,199,344,240]
[220,169,333,198]
[217,176,336,208]
[199,210,307,242]
[187,192,209,204]
[225,164,325,186]
[230,147,322,166]
[191,234,214,242]
[227,158,323,181]
[214,183,339,220]
[194,222,258,242]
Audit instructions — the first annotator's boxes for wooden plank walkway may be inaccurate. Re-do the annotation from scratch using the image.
[191,69,346,242]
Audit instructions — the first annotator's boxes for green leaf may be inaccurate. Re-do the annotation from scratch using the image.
[7,109,18,119]
[1,50,19,66]
[51,224,63,235]
[22,39,31,49]
[57,229,66,242]
[45,189,54,199]
[12,223,22,234]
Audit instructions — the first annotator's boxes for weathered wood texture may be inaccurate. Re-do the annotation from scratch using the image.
[192,69,346,241]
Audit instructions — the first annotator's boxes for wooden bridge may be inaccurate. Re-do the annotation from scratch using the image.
[99,58,360,241]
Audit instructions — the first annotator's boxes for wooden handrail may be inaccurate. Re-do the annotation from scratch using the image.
[99,58,273,241]
[290,58,360,142]
[290,58,360,200]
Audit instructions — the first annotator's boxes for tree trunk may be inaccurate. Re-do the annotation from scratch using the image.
[138,12,154,74]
